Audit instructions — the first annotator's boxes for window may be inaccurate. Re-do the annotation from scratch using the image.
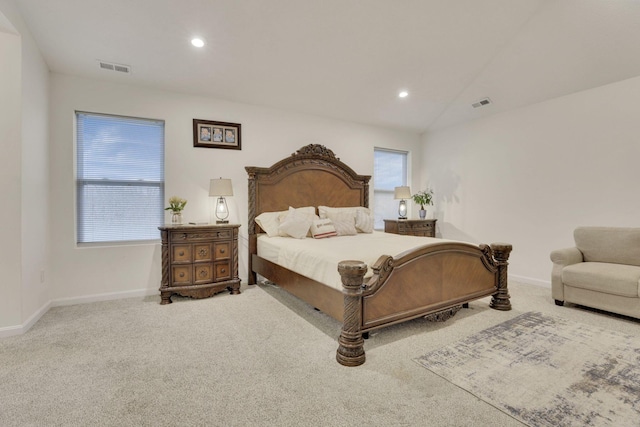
[373,148,408,229]
[76,112,165,243]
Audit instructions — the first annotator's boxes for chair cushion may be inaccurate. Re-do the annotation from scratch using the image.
[562,262,640,298]
[574,227,640,266]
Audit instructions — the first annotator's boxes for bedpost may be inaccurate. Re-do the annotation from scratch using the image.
[336,260,367,367]
[248,236,257,285]
[246,170,257,285]
[489,243,512,311]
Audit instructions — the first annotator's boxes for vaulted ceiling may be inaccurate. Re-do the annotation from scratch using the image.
[14,0,640,133]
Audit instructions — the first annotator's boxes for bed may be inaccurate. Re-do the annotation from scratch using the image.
[246,144,512,366]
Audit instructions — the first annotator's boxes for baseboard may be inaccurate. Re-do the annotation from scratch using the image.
[51,288,159,307]
[0,288,158,338]
[509,274,550,288]
[0,324,25,338]
[0,300,52,338]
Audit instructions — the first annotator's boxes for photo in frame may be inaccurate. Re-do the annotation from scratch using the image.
[193,119,241,150]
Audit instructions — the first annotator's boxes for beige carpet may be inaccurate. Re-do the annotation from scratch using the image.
[1,281,639,426]
[414,312,640,427]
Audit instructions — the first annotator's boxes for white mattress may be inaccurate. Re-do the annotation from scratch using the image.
[257,231,458,290]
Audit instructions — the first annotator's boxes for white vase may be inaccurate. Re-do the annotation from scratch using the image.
[418,209,427,219]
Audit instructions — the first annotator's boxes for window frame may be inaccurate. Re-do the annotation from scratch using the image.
[373,147,410,230]
[75,111,165,246]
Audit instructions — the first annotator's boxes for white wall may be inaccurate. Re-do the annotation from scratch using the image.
[0,28,22,329]
[17,6,50,329]
[0,0,51,334]
[50,73,422,301]
[422,75,640,286]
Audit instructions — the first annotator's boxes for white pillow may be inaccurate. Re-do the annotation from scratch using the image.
[277,206,315,223]
[255,206,315,237]
[318,206,374,233]
[255,210,286,237]
[328,211,358,236]
[318,206,354,220]
[278,207,315,239]
[355,208,374,233]
[278,206,316,237]
[310,219,338,239]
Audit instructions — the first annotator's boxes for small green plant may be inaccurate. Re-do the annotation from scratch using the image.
[165,196,187,212]
[412,189,434,210]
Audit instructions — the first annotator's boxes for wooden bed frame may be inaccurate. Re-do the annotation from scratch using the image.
[246,144,512,366]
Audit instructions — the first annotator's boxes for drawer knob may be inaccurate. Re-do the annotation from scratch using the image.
[199,270,207,277]
[179,272,185,278]
[219,248,225,254]
[199,249,208,256]
[181,233,187,240]
[221,268,226,273]
[179,251,184,256]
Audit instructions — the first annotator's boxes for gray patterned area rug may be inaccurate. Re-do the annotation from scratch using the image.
[413,312,640,427]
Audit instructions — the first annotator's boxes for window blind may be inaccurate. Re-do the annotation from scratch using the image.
[373,148,408,229]
[76,112,165,243]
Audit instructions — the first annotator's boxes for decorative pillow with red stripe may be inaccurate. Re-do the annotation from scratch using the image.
[310,219,338,239]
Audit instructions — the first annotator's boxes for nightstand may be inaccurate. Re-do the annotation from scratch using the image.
[158,224,240,304]
[384,219,437,237]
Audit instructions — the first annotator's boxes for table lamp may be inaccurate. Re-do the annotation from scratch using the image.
[394,186,411,219]
[209,178,233,224]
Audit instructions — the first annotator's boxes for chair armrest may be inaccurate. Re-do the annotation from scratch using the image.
[550,247,583,267]
[550,247,583,302]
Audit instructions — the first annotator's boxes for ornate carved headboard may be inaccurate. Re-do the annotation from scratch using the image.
[245,144,371,236]
[245,144,370,284]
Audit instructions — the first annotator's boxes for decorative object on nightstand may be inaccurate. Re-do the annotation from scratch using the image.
[158,223,241,304]
[209,178,233,224]
[384,219,437,237]
[394,186,411,219]
[165,196,187,224]
[412,188,434,219]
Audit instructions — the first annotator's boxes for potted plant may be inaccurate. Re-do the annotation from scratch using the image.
[412,189,433,219]
[165,196,187,224]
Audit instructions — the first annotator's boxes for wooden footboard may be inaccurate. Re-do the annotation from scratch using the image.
[336,242,512,366]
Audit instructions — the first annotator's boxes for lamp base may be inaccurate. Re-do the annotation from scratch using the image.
[397,216,407,220]
[216,220,229,224]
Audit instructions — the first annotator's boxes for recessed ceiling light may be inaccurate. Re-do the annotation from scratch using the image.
[398,91,409,98]
[191,38,205,48]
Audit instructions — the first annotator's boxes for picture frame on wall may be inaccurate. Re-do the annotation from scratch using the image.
[193,119,241,150]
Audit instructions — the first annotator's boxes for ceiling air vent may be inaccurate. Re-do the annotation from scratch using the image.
[471,97,492,108]
[98,60,131,74]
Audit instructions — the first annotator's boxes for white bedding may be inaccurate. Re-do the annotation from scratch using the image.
[257,231,459,290]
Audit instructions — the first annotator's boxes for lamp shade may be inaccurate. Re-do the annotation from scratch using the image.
[209,178,233,197]
[394,186,411,200]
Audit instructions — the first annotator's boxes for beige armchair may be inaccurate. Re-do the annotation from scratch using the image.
[550,226,640,320]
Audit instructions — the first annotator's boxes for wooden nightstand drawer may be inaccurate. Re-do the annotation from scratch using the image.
[411,222,431,230]
[384,219,437,238]
[410,223,432,230]
[214,242,230,260]
[170,229,232,242]
[172,245,191,263]
[194,264,213,284]
[194,243,212,261]
[215,261,231,281]
[172,265,191,285]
